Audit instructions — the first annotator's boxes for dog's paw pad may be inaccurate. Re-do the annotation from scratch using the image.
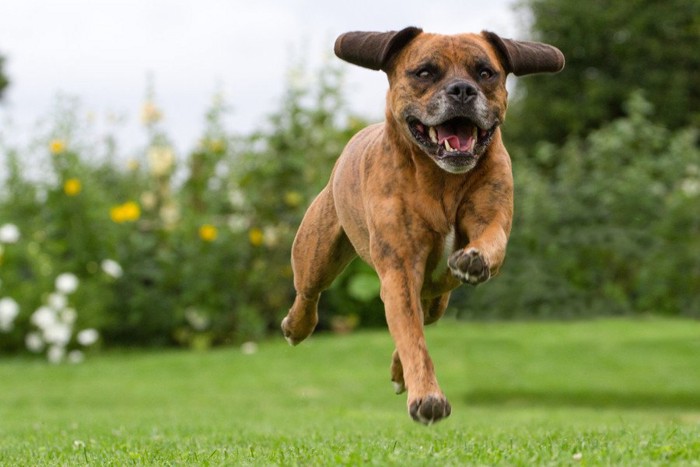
[448,248,490,285]
[409,395,452,425]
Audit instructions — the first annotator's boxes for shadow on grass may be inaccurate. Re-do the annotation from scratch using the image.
[464,389,700,410]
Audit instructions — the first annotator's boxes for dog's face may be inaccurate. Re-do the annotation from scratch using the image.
[334,28,565,174]
[387,33,508,173]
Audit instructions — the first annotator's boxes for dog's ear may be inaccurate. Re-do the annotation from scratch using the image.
[334,27,423,72]
[481,31,565,76]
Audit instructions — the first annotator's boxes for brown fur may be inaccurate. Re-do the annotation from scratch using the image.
[281,28,563,424]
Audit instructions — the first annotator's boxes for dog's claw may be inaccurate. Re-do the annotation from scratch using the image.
[448,247,490,285]
[409,395,452,425]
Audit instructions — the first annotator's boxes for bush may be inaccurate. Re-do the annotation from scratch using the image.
[0,64,380,357]
[453,92,700,318]
[1,70,697,359]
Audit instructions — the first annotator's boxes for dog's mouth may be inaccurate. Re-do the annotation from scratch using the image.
[408,116,497,172]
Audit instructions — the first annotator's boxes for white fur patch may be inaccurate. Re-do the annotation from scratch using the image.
[431,227,456,283]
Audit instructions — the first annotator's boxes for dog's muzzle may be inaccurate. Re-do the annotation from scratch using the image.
[408,115,498,174]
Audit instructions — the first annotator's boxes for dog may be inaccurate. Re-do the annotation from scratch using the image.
[281,27,564,424]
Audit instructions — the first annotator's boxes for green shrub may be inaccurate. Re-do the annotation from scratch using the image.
[0,64,380,356]
[453,92,700,318]
[1,73,697,359]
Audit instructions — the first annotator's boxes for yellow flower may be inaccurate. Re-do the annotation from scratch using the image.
[49,139,66,155]
[248,227,264,247]
[63,178,82,196]
[283,191,303,208]
[127,159,140,171]
[140,101,162,125]
[198,224,218,242]
[207,139,226,154]
[110,201,141,223]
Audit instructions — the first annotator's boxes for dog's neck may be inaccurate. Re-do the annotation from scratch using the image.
[381,112,492,233]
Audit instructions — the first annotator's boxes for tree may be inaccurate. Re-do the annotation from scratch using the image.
[506,0,700,148]
[0,54,8,99]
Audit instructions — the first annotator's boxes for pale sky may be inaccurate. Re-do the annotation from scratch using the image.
[0,0,521,158]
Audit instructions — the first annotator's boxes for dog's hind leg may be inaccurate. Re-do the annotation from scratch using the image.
[282,187,356,345]
[390,349,406,394]
[422,293,451,325]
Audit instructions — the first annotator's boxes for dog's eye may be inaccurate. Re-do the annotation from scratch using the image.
[479,68,494,80]
[416,68,433,79]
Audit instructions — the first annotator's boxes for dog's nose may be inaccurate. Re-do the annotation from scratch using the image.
[446,81,478,103]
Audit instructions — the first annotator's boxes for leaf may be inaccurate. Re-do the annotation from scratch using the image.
[347,273,381,303]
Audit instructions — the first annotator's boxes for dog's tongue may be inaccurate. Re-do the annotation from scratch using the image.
[437,123,475,151]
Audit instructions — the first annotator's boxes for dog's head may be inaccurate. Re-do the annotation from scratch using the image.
[335,28,564,174]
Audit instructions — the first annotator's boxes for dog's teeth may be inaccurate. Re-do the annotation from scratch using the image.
[472,127,478,139]
[429,127,437,143]
[444,140,452,151]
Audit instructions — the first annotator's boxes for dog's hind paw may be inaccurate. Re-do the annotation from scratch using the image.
[409,394,452,425]
[281,317,309,346]
[448,247,490,285]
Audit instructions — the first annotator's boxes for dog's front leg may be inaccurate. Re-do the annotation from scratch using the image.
[449,153,514,285]
[371,230,451,425]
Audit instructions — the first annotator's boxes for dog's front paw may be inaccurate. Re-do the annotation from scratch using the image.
[448,247,490,285]
[409,394,452,425]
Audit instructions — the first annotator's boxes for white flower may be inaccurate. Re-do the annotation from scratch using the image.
[47,345,65,364]
[228,190,246,209]
[140,191,157,210]
[681,178,700,197]
[60,308,77,324]
[0,223,20,244]
[147,146,175,177]
[77,328,99,346]
[140,101,162,125]
[185,308,210,331]
[31,306,57,329]
[0,297,20,331]
[55,273,79,294]
[25,332,45,352]
[43,322,72,346]
[47,292,68,311]
[227,214,248,233]
[101,259,124,279]
[68,350,85,364]
[159,203,180,227]
[263,225,281,248]
[241,341,258,355]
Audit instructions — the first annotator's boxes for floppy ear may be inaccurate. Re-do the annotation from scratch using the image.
[334,27,423,72]
[481,31,565,76]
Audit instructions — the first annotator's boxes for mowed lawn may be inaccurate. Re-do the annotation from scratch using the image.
[1,318,699,465]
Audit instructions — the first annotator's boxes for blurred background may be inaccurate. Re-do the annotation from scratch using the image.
[0,0,698,361]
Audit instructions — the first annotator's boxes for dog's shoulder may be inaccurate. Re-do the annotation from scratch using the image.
[340,122,385,160]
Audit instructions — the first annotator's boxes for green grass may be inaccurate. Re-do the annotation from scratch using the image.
[1,318,699,465]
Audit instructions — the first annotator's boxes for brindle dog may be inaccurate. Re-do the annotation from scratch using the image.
[281,27,564,424]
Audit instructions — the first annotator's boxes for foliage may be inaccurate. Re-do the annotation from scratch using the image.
[1,57,698,356]
[0,53,7,100]
[0,63,379,355]
[507,0,700,149]
[454,92,700,318]
[229,63,373,333]
[1,319,699,464]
